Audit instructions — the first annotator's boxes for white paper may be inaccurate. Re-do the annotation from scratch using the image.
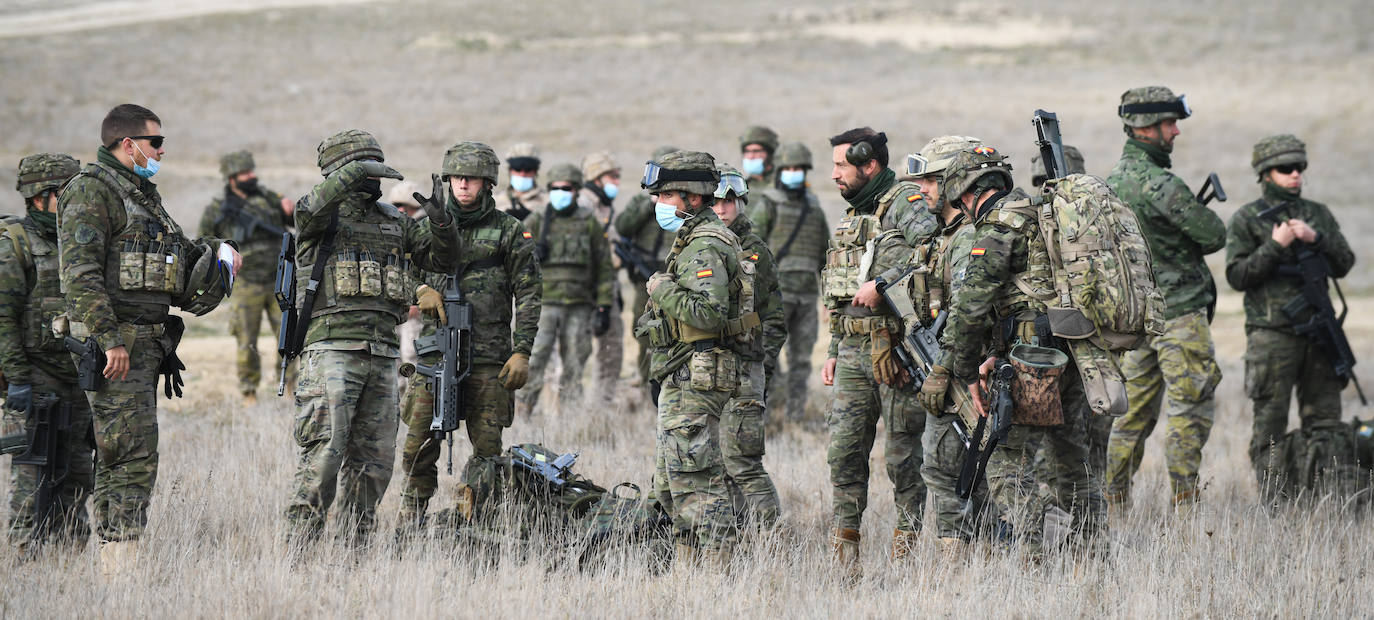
[218,243,237,289]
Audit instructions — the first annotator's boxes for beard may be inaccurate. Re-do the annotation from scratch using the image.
[839,169,872,200]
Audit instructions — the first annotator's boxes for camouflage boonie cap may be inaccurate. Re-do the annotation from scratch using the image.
[905,135,982,180]
[581,151,618,182]
[773,141,812,169]
[1251,134,1306,175]
[16,153,80,198]
[505,142,541,171]
[387,180,421,207]
[1029,144,1086,184]
[442,141,500,183]
[643,150,718,196]
[652,145,682,160]
[1118,86,1191,128]
[739,125,779,154]
[714,163,749,203]
[546,162,582,186]
[219,150,255,178]
[317,129,384,176]
[941,145,1013,205]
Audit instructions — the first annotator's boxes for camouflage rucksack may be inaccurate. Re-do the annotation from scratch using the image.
[1274,419,1372,504]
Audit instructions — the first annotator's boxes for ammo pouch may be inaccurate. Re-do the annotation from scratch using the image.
[118,236,186,295]
[635,302,673,349]
[688,345,739,393]
[1008,344,1069,426]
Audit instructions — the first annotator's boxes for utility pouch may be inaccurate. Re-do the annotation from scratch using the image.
[636,305,673,348]
[335,250,360,297]
[118,238,145,290]
[402,254,418,301]
[689,349,717,391]
[384,252,407,303]
[163,243,182,293]
[143,237,167,292]
[713,347,739,392]
[1008,343,1069,426]
[358,250,382,297]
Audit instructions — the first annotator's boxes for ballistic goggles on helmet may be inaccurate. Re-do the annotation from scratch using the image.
[905,153,929,177]
[1118,94,1192,119]
[714,173,748,199]
[640,161,717,190]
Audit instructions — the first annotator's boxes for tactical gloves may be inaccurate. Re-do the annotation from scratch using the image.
[594,305,612,336]
[412,173,454,227]
[919,365,951,415]
[4,383,31,412]
[416,284,447,323]
[870,328,906,386]
[498,353,530,390]
[646,272,673,296]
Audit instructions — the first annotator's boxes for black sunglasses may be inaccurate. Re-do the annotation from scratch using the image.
[1273,163,1306,175]
[108,135,165,150]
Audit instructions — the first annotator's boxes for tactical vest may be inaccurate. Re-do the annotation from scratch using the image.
[72,163,187,322]
[646,223,758,347]
[538,207,596,288]
[821,212,883,307]
[980,202,1054,321]
[762,188,827,274]
[298,201,413,324]
[2,219,65,355]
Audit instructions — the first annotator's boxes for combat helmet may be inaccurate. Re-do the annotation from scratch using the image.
[506,142,541,171]
[641,150,719,197]
[317,129,385,176]
[940,145,1013,207]
[16,153,80,199]
[219,150,255,179]
[546,162,583,187]
[581,151,619,183]
[1251,134,1306,177]
[442,141,500,183]
[904,135,982,180]
[1029,144,1086,186]
[1118,86,1191,128]
[773,142,813,169]
[738,125,779,154]
[714,163,749,205]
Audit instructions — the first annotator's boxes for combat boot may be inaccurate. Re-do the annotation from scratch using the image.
[98,540,139,577]
[830,528,861,582]
[890,528,919,560]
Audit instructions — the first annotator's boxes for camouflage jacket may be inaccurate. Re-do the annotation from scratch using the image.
[728,213,786,362]
[294,170,460,356]
[649,209,744,377]
[613,192,672,282]
[1106,140,1226,319]
[748,185,830,300]
[0,214,77,384]
[493,185,547,220]
[197,186,289,285]
[936,188,1045,381]
[923,211,974,324]
[415,198,541,367]
[524,204,613,307]
[825,214,916,358]
[1225,182,1355,330]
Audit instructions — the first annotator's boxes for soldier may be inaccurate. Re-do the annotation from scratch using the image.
[282,129,459,546]
[1,153,93,554]
[493,142,546,221]
[578,151,625,397]
[514,163,613,416]
[197,150,295,403]
[1105,86,1226,514]
[712,164,784,528]
[397,141,540,529]
[59,104,240,571]
[925,146,1104,560]
[739,125,779,189]
[1225,134,1355,500]
[1029,145,1086,187]
[615,145,680,399]
[389,180,424,220]
[638,150,745,565]
[746,141,829,422]
[820,127,931,570]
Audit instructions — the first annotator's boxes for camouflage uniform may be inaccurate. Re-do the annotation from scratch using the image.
[515,163,613,413]
[1105,87,1226,508]
[935,147,1103,557]
[1224,134,1355,495]
[492,142,547,221]
[578,151,624,395]
[283,131,460,542]
[197,151,292,396]
[1,153,94,549]
[747,142,830,421]
[739,125,780,190]
[615,145,679,393]
[398,144,541,524]
[59,145,232,543]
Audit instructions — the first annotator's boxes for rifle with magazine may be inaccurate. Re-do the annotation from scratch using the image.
[956,360,1015,507]
[274,232,297,396]
[217,191,287,241]
[414,275,475,474]
[1,393,80,542]
[613,238,658,281]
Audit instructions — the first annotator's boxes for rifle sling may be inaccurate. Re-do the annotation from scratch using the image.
[292,211,340,352]
[772,198,811,263]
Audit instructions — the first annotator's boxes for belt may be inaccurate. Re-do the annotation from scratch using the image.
[831,314,898,336]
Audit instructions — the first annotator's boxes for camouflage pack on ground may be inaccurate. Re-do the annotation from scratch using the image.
[1271,419,1372,505]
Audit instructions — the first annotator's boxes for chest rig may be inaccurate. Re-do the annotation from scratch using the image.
[298,199,414,324]
[3,219,64,354]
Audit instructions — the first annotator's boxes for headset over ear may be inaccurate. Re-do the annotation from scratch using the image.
[844,132,886,166]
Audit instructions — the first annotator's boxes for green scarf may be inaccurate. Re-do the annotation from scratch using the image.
[1128,138,1171,169]
[95,145,155,193]
[450,191,495,229]
[843,167,896,214]
[1262,179,1301,202]
[26,207,56,236]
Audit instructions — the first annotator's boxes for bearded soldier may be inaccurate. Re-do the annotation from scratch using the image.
[747,141,830,422]
[615,145,680,400]
[1,153,93,554]
[492,142,546,221]
[397,142,540,530]
[283,129,459,546]
[1105,87,1226,515]
[197,150,294,403]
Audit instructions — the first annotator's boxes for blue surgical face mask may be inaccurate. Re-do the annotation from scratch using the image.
[602,182,619,199]
[741,156,765,177]
[655,200,685,231]
[779,169,805,189]
[132,142,160,179]
[510,175,535,192]
[549,189,574,211]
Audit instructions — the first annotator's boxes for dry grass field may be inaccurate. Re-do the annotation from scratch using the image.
[1,0,1373,617]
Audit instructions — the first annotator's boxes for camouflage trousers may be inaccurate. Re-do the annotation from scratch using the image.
[1032,410,1113,509]
[722,360,780,528]
[985,360,1105,556]
[593,283,624,395]
[655,366,736,552]
[397,364,511,522]
[4,367,95,549]
[921,412,987,540]
[768,293,819,421]
[516,303,593,413]
[631,281,654,398]
[1244,327,1344,495]
[827,333,925,532]
[284,348,399,540]
[1107,310,1220,506]
[227,279,283,395]
[78,329,164,542]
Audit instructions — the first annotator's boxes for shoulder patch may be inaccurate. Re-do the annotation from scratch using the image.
[970,247,986,256]
[474,227,502,241]
[748,253,759,261]
[906,193,924,203]
[522,230,533,239]
[696,269,714,278]
[74,224,99,245]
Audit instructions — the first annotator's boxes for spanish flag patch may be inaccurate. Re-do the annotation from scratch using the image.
[907,193,924,202]
[749,253,759,261]
[696,269,714,278]
[522,231,532,239]
[971,247,987,256]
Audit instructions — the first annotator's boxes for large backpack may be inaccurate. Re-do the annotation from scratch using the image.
[1274,419,1372,504]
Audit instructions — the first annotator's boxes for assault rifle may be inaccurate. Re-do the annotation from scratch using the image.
[956,359,1015,509]
[510,445,579,490]
[63,336,106,392]
[414,275,475,474]
[876,271,975,409]
[1197,173,1227,206]
[1032,109,1067,182]
[1257,205,1366,405]
[274,232,297,396]
[217,192,287,240]
[2,394,78,543]
[613,238,657,281]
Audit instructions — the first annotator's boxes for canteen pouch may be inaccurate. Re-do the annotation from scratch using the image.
[335,250,360,297]
[1008,343,1069,426]
[358,250,382,297]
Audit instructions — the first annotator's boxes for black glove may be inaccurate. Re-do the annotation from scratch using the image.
[413,173,453,226]
[594,305,612,336]
[5,383,31,412]
[159,316,186,399]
